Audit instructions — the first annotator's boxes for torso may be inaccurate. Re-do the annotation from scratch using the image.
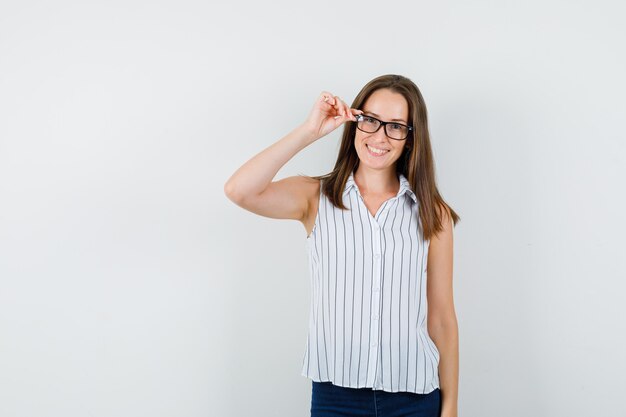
[299,173,437,392]
[301,179,399,237]
[360,192,397,218]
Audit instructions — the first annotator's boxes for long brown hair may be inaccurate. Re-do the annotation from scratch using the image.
[306,74,460,240]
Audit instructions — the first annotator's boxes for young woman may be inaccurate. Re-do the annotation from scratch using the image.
[224,74,460,417]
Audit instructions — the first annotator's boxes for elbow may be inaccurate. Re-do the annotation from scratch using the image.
[428,312,458,333]
[224,179,242,204]
[428,317,459,346]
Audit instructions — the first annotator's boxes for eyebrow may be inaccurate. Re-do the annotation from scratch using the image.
[362,111,407,124]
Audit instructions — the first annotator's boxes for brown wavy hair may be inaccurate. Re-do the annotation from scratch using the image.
[306,74,460,240]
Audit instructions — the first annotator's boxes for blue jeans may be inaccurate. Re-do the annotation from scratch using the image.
[311,381,441,417]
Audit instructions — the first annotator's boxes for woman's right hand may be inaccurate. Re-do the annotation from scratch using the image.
[302,91,363,141]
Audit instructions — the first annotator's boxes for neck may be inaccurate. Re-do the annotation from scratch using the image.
[353,165,399,196]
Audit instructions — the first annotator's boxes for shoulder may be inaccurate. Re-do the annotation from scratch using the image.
[300,175,321,214]
[431,202,453,244]
[280,174,320,216]
[436,202,452,227]
[293,174,321,200]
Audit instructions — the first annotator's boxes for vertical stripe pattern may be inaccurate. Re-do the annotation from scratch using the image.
[301,171,440,394]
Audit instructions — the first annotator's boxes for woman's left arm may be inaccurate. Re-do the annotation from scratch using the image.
[427,205,459,417]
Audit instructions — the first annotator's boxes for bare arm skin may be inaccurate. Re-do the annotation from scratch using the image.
[427,205,459,417]
[224,93,362,226]
[224,124,317,222]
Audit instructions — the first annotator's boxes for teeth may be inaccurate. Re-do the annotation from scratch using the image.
[367,144,388,155]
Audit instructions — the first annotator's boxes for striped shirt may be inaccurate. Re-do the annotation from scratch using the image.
[300,170,440,394]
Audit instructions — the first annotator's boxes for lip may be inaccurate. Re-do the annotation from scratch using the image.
[366,144,389,157]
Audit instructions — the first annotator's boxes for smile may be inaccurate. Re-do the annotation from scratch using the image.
[366,144,389,156]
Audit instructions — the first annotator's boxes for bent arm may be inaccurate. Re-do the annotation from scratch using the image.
[223,124,317,221]
[224,92,357,222]
[224,123,316,202]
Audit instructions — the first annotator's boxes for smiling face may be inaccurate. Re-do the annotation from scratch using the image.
[354,88,410,172]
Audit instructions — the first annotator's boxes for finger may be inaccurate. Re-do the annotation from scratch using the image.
[343,101,354,120]
[320,91,335,105]
[350,108,362,120]
[340,98,350,119]
[333,96,344,116]
[337,97,347,117]
[340,98,352,120]
[320,94,337,116]
[344,101,354,121]
[334,99,341,110]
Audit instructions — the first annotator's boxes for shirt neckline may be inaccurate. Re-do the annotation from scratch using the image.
[343,170,417,203]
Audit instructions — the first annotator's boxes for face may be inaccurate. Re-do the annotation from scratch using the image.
[354,88,410,171]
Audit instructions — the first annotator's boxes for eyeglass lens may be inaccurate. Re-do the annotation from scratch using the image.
[357,116,409,140]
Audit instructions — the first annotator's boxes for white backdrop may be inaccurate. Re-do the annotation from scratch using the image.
[1,1,624,416]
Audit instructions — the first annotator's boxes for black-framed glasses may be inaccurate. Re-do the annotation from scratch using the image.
[355,114,413,140]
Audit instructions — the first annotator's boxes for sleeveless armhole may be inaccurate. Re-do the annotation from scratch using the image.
[306,179,322,241]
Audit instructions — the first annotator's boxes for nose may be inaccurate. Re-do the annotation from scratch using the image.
[370,126,391,143]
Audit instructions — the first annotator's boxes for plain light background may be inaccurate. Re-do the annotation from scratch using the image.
[1,0,624,416]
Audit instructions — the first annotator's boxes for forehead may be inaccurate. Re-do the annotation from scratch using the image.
[362,89,409,123]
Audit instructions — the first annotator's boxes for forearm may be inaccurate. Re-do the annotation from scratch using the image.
[224,123,316,200]
[429,319,459,417]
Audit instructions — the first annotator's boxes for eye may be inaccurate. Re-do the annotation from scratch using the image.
[389,123,403,130]
[363,116,376,123]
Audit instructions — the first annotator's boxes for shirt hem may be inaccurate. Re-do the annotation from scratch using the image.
[301,371,440,395]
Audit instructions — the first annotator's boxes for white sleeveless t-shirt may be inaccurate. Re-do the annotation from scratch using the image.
[300,170,440,394]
